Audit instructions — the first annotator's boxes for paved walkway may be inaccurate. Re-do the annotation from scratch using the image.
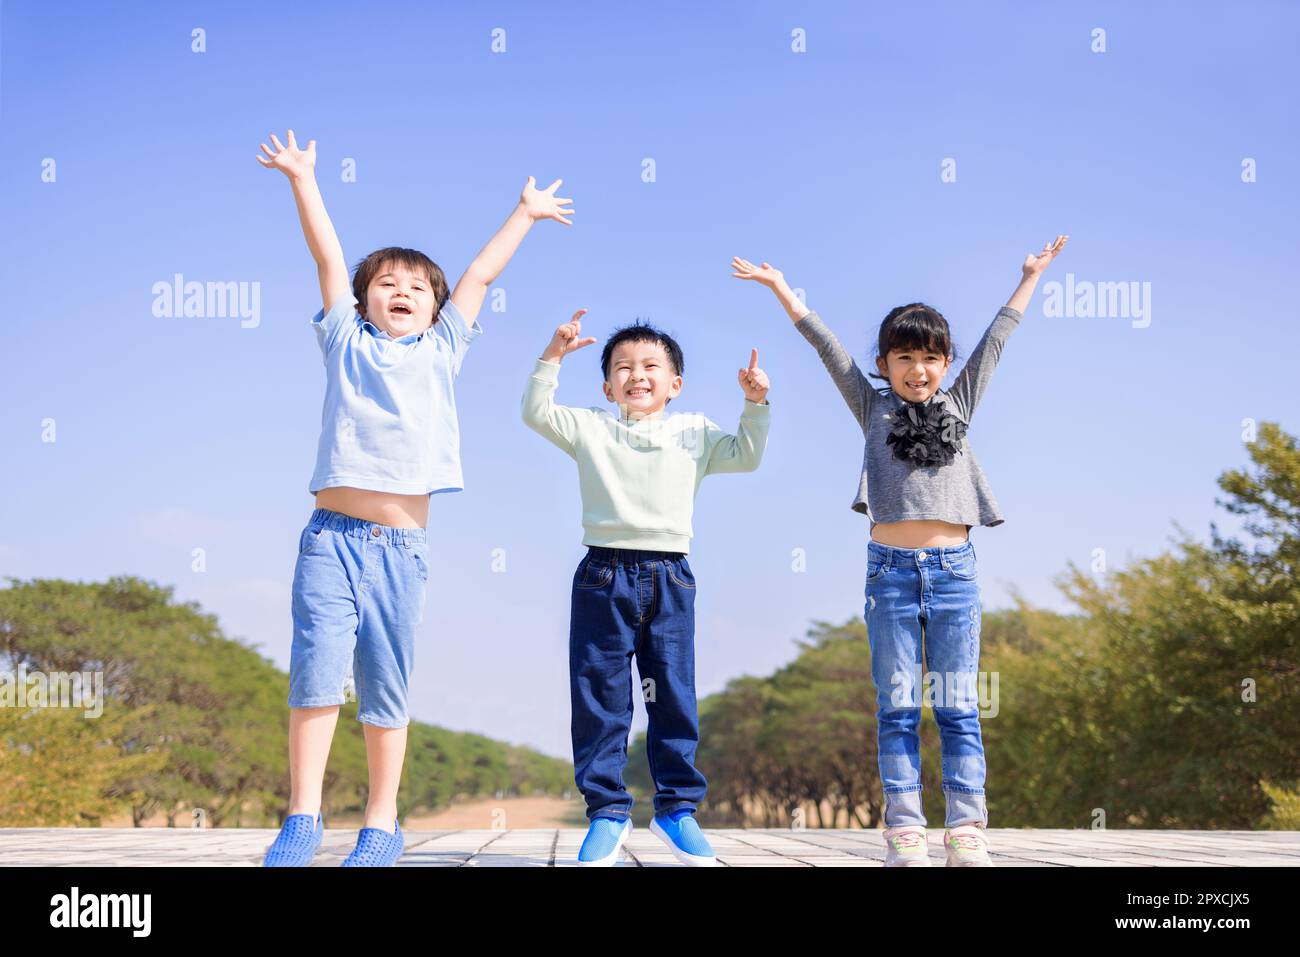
[1,828,1297,866]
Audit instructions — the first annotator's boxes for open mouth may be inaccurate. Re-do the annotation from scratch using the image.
[906,381,927,390]
[391,303,413,316]
[625,387,651,398]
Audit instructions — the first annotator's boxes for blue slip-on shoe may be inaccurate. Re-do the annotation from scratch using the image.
[341,818,404,867]
[262,812,323,867]
[577,816,632,867]
[650,808,717,866]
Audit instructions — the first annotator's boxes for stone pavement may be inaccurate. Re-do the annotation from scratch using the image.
[1,827,1297,866]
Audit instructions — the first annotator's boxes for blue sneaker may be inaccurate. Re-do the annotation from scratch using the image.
[650,808,717,866]
[341,819,404,867]
[262,812,323,867]
[577,816,631,867]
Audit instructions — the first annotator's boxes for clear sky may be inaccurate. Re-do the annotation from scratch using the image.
[2,1,1297,760]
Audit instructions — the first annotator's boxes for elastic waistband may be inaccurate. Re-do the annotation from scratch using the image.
[868,538,973,567]
[587,545,685,564]
[308,508,427,545]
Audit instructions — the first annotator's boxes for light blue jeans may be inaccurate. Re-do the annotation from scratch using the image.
[288,508,428,728]
[864,538,988,828]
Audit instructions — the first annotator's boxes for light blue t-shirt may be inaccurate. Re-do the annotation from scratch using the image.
[308,290,483,496]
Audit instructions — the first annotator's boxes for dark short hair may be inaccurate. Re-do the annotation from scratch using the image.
[351,246,450,323]
[600,320,685,380]
[866,302,961,390]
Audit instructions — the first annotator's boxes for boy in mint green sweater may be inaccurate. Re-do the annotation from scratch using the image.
[521,309,770,866]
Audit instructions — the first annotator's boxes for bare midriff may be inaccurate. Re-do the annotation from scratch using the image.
[314,487,429,529]
[870,519,971,548]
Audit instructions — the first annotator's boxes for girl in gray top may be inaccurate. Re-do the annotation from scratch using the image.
[732,236,1067,867]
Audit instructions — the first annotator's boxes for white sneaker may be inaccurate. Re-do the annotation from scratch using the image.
[944,823,993,866]
[883,825,932,866]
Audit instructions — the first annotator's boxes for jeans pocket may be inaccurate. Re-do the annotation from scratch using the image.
[576,557,613,589]
[948,551,978,581]
[410,544,429,583]
[299,525,324,556]
[865,558,888,583]
[667,559,696,589]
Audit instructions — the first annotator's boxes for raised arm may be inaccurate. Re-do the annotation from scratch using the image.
[946,235,1067,422]
[521,309,597,457]
[257,130,350,314]
[732,257,875,429]
[702,348,771,474]
[451,177,574,326]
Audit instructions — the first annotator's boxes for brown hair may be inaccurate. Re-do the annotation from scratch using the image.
[351,246,450,324]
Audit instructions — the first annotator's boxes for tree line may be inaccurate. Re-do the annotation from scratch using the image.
[0,576,571,827]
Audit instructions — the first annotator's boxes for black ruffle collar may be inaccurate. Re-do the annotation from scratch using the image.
[884,393,967,467]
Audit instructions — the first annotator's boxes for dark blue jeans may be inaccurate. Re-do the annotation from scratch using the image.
[568,546,707,821]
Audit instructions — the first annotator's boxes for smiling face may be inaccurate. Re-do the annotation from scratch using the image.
[876,346,952,403]
[602,339,682,420]
[362,261,436,338]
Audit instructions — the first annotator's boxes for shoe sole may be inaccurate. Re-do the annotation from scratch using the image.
[576,822,631,867]
[343,843,404,866]
[341,849,403,866]
[649,818,717,867]
[885,853,932,867]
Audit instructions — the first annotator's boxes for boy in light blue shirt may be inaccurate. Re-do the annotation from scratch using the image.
[309,284,479,496]
[255,128,574,867]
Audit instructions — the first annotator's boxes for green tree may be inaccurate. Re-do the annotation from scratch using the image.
[0,575,571,826]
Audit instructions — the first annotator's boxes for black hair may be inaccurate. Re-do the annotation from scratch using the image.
[866,302,961,392]
[600,319,685,380]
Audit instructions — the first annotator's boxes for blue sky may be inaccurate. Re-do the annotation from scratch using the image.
[2,1,1297,760]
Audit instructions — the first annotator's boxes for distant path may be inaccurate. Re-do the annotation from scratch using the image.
[402,795,585,829]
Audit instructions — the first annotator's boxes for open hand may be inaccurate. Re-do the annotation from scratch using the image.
[521,176,574,225]
[542,309,597,362]
[1022,235,1068,278]
[731,257,784,288]
[738,348,770,403]
[256,129,316,179]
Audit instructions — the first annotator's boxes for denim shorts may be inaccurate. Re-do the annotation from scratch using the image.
[288,508,428,729]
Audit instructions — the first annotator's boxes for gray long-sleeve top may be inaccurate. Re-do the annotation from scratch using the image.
[794,306,1022,529]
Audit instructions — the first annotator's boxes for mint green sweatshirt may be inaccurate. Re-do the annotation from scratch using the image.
[521,358,771,552]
